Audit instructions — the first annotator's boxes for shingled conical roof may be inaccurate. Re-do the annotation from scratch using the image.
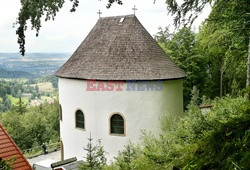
[55,15,186,80]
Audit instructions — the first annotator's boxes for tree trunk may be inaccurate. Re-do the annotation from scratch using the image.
[247,37,250,100]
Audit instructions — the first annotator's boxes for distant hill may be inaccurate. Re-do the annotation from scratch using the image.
[0,53,70,78]
[0,68,36,79]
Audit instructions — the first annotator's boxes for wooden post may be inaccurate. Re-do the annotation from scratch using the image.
[60,140,64,161]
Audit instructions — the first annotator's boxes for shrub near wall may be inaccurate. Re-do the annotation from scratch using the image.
[107,97,250,170]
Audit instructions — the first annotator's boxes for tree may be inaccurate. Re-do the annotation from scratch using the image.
[154,26,173,45]
[166,0,250,99]
[0,101,60,150]
[156,27,208,106]
[194,1,249,98]
[111,142,140,170]
[3,98,12,112]
[161,0,250,99]
[0,87,7,100]
[79,133,106,170]
[12,98,27,115]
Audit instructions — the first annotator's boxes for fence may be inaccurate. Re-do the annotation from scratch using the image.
[22,142,60,158]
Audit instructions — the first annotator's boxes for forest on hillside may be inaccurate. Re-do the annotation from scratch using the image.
[155,25,248,108]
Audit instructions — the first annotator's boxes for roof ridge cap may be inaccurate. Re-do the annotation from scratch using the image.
[98,14,136,20]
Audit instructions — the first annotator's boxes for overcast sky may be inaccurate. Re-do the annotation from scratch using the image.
[0,0,211,54]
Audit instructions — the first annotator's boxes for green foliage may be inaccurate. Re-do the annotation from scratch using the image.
[207,0,250,36]
[36,75,58,88]
[188,86,200,107]
[0,79,26,112]
[105,97,250,169]
[196,0,249,98]
[79,134,107,170]
[197,16,248,98]
[165,0,211,27]
[12,98,27,115]
[0,68,35,79]
[16,0,66,55]
[154,26,173,44]
[156,27,208,107]
[0,159,12,170]
[0,101,60,150]
[164,0,250,32]
[0,78,58,113]
[156,2,249,103]
[109,142,141,170]
[182,97,250,169]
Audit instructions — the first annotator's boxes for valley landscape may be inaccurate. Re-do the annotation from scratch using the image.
[0,53,70,111]
[0,53,70,158]
[0,53,70,78]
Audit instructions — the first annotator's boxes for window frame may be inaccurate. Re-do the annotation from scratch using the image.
[109,112,126,136]
[75,109,85,130]
[59,104,62,121]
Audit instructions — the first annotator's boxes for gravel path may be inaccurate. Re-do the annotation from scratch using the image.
[27,150,61,166]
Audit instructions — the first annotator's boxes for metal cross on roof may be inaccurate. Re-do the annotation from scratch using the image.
[97,9,102,18]
[132,5,137,15]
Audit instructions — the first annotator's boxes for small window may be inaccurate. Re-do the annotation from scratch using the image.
[110,114,124,135]
[59,104,62,121]
[75,110,85,129]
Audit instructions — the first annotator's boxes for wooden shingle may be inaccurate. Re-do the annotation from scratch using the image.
[55,15,186,80]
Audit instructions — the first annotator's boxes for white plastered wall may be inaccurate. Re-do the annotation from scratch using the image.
[59,78,183,161]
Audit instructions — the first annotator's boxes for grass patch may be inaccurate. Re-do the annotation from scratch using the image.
[31,82,54,92]
[8,95,29,105]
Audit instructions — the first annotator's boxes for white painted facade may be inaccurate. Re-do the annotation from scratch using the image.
[59,78,183,161]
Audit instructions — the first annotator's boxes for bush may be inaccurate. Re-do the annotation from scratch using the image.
[106,96,250,170]
[0,101,60,150]
[0,159,14,170]
[78,134,107,170]
[109,142,141,170]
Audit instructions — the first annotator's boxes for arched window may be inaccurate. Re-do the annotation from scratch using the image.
[110,114,124,135]
[75,110,85,129]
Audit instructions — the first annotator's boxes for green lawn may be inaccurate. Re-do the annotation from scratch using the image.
[8,95,29,105]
